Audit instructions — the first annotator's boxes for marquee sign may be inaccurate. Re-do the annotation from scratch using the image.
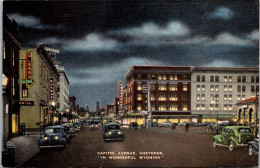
[49,77,54,102]
[18,51,34,88]
[19,101,35,106]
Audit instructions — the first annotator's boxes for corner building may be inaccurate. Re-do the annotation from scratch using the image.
[125,66,196,124]
[191,67,259,122]
[19,45,59,130]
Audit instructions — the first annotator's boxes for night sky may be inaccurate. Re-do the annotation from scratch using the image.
[3,1,259,111]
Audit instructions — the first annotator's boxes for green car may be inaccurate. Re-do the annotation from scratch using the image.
[103,122,124,142]
[212,126,255,151]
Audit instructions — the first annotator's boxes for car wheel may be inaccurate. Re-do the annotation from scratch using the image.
[249,145,254,156]
[213,139,218,148]
[228,141,234,151]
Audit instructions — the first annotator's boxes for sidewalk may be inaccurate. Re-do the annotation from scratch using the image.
[9,132,40,167]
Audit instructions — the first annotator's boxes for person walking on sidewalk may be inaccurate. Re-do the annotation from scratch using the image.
[185,122,189,132]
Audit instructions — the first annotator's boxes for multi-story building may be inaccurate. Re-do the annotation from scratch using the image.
[2,13,21,139]
[124,66,195,125]
[191,67,259,122]
[104,104,115,115]
[19,44,59,130]
[55,64,70,123]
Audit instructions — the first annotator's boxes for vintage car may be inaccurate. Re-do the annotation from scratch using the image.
[129,122,138,129]
[158,121,174,127]
[61,123,76,138]
[38,125,68,149]
[90,121,99,131]
[178,121,188,126]
[103,122,124,142]
[248,139,259,156]
[212,126,255,151]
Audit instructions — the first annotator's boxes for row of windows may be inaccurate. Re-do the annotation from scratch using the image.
[197,75,259,83]
[136,104,188,111]
[196,94,247,101]
[196,104,233,111]
[196,85,258,93]
[137,93,187,101]
[136,84,188,91]
[135,74,189,81]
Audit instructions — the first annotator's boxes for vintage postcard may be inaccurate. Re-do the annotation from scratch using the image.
[1,0,259,167]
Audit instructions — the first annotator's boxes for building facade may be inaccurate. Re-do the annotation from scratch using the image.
[3,14,21,139]
[55,64,70,123]
[124,66,195,124]
[191,67,259,122]
[19,44,59,130]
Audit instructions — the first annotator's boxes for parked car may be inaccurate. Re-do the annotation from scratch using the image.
[178,121,188,126]
[129,122,138,130]
[38,125,68,149]
[159,121,174,127]
[62,123,76,138]
[103,122,124,142]
[212,126,255,151]
[248,139,259,156]
[187,121,198,127]
[120,124,130,129]
[199,121,212,126]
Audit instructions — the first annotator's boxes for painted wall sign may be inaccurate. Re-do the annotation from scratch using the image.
[49,77,54,103]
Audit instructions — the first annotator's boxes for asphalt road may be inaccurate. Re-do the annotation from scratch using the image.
[22,126,258,167]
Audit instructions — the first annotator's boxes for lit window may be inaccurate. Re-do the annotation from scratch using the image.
[12,49,15,66]
[196,104,200,111]
[158,94,166,101]
[170,75,174,80]
[229,76,232,82]
[137,105,142,111]
[159,84,166,91]
[242,95,246,100]
[169,84,177,91]
[158,75,163,80]
[228,105,232,111]
[224,85,228,92]
[151,105,156,111]
[215,85,219,92]
[12,77,15,96]
[22,84,28,97]
[170,105,177,111]
[210,105,214,111]
[224,105,228,111]
[196,85,200,91]
[215,105,219,111]
[210,85,214,92]
[163,75,166,80]
[201,94,205,101]
[237,95,241,101]
[159,105,166,111]
[183,84,188,91]
[201,85,205,91]
[3,40,6,59]
[150,84,155,91]
[201,104,205,111]
[224,76,228,82]
[224,94,227,101]
[137,84,142,91]
[174,75,178,80]
[210,94,214,101]
[228,95,232,101]
[169,94,178,101]
[137,94,142,101]
[151,94,155,101]
[182,105,187,111]
[196,94,200,101]
[229,85,232,92]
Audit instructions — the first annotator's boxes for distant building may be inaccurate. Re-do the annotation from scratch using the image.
[114,97,119,114]
[3,13,21,139]
[55,64,70,123]
[19,44,59,130]
[191,67,259,122]
[104,104,115,115]
[69,96,77,122]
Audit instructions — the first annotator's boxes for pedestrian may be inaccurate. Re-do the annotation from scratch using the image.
[185,122,189,132]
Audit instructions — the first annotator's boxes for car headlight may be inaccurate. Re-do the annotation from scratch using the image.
[44,137,48,141]
[92,125,94,126]
[108,132,112,134]
[54,136,59,140]
[118,132,121,134]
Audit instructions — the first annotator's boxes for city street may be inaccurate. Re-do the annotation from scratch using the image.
[22,126,258,167]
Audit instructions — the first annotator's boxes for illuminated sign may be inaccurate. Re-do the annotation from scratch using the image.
[44,47,60,54]
[19,51,34,88]
[19,101,34,106]
[49,78,54,102]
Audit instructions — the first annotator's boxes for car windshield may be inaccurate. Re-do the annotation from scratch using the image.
[238,128,251,133]
[45,128,63,134]
[108,125,120,130]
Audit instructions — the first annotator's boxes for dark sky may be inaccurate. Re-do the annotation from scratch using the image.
[4,0,259,111]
